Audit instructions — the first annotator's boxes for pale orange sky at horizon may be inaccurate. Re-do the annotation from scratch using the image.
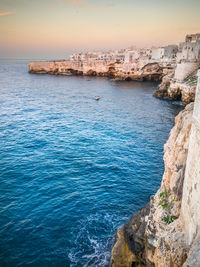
[0,0,200,59]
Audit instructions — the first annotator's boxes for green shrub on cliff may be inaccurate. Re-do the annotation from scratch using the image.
[162,215,178,224]
[159,190,178,225]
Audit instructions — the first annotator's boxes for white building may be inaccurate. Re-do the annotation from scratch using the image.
[151,47,164,60]
[69,50,126,62]
[163,45,178,59]
[177,34,200,62]
[124,50,140,63]
[150,45,178,61]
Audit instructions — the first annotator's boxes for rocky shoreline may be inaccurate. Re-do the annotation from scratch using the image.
[28,60,199,105]
[110,71,200,266]
[28,60,168,82]
[153,68,198,104]
[29,59,200,266]
[28,33,200,266]
[29,33,200,105]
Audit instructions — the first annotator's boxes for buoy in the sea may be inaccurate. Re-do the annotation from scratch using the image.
[95,96,100,101]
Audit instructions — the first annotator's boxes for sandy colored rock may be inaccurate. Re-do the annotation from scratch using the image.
[29,60,169,82]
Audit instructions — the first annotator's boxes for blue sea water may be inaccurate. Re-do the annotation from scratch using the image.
[0,60,183,266]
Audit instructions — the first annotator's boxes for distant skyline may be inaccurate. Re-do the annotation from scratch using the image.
[1,0,200,59]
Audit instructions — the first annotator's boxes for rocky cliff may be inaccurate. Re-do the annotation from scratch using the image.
[111,70,200,267]
[153,62,199,104]
[29,60,112,77]
[28,60,170,82]
[29,59,198,104]
[153,33,200,104]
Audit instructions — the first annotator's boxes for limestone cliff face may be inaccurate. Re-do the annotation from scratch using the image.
[181,71,200,266]
[111,71,200,266]
[28,60,110,76]
[116,62,165,81]
[111,102,194,267]
[153,63,199,104]
[153,33,200,104]
[28,60,167,82]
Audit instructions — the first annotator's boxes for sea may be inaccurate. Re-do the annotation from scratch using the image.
[0,60,183,266]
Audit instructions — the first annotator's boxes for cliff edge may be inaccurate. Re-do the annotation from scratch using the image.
[153,34,200,104]
[28,60,167,81]
[111,70,200,267]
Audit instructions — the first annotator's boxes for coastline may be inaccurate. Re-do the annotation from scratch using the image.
[28,59,167,82]
[110,71,200,266]
[28,57,200,265]
[27,33,200,266]
[1,60,181,266]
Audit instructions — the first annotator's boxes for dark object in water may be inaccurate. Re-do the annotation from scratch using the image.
[95,96,100,101]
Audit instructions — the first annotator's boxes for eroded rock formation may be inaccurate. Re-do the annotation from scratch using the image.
[28,60,167,82]
[111,102,194,267]
[111,70,200,266]
[153,69,198,104]
[153,33,200,104]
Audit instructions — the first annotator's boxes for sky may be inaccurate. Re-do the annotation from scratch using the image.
[0,0,200,59]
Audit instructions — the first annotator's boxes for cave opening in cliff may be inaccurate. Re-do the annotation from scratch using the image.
[176,91,182,101]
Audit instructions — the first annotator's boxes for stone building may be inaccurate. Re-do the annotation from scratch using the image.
[162,45,178,59]
[174,33,200,81]
[150,45,178,61]
[124,50,140,63]
[177,33,200,62]
[151,47,164,60]
[70,50,126,63]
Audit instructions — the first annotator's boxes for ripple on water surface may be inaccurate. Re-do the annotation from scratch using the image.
[0,60,183,266]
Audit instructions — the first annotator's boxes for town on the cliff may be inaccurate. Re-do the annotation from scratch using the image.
[29,33,200,104]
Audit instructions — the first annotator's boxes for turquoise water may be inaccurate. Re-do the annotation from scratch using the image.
[0,60,183,266]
